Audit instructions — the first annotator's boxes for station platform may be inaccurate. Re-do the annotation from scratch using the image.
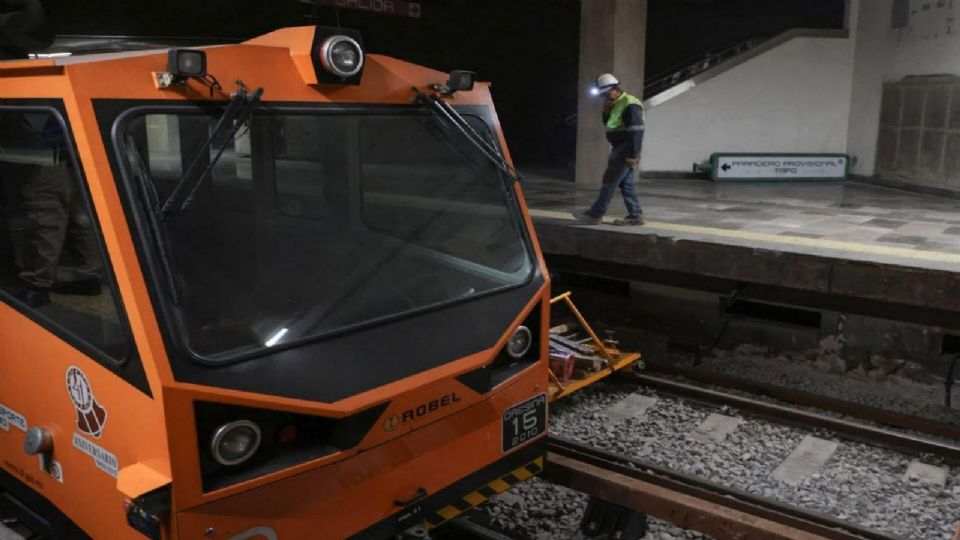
[521,174,960,328]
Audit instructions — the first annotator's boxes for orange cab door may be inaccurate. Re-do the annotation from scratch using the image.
[0,100,166,539]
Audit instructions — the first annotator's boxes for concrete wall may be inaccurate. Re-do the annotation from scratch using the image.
[846,0,890,176]
[641,33,856,172]
[601,0,960,184]
[886,0,960,80]
[850,0,960,189]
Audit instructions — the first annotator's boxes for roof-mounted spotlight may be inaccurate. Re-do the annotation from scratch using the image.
[310,27,366,85]
[445,70,476,94]
[428,70,477,97]
[157,48,218,91]
[167,48,207,79]
[318,35,364,78]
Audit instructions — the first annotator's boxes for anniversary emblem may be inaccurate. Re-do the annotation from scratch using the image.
[65,366,108,439]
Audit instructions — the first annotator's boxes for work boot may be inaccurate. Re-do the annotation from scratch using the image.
[575,211,602,225]
[614,214,645,226]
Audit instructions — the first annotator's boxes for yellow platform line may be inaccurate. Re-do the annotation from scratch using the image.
[529,208,960,265]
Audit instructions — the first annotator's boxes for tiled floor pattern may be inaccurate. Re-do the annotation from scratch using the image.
[521,173,960,272]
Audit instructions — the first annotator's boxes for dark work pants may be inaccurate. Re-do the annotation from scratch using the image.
[587,155,643,218]
[18,164,100,288]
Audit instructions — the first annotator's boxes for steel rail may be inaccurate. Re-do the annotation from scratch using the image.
[545,437,903,540]
[644,361,960,441]
[627,373,960,465]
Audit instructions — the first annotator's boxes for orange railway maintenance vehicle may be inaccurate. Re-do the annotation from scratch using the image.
[0,24,550,539]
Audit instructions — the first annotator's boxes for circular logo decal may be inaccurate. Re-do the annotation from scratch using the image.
[65,366,108,438]
[66,367,93,412]
[383,414,399,432]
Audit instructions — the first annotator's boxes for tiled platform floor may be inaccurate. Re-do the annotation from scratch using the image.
[521,174,960,273]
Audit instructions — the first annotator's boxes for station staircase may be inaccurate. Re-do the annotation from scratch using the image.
[642,35,771,100]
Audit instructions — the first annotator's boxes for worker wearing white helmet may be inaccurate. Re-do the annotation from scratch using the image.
[579,73,646,226]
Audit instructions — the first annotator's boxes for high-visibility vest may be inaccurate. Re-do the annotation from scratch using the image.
[605,92,645,131]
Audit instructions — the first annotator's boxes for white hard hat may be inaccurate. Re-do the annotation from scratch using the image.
[595,73,620,91]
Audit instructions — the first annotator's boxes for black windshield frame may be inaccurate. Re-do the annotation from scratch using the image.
[107,101,536,367]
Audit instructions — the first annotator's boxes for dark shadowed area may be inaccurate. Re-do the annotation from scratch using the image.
[28,0,844,168]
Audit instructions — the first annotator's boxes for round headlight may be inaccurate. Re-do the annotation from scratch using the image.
[319,35,364,78]
[506,326,533,359]
[210,420,261,466]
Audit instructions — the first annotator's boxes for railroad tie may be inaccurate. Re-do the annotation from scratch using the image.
[603,394,658,426]
[772,435,838,486]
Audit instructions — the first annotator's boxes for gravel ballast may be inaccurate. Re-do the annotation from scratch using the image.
[481,476,709,540]
[549,382,960,540]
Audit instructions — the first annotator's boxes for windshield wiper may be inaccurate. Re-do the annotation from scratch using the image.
[160,81,264,218]
[412,88,522,182]
[122,133,183,304]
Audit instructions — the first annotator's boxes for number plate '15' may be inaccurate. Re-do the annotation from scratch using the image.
[501,394,547,453]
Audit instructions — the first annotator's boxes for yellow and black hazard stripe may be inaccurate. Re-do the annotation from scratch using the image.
[424,457,544,529]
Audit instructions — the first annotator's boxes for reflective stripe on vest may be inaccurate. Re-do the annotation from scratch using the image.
[605,92,645,131]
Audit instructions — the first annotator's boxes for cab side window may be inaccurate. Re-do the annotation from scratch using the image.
[0,108,129,361]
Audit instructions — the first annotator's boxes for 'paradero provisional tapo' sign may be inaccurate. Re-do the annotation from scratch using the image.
[710,153,850,182]
[312,0,421,18]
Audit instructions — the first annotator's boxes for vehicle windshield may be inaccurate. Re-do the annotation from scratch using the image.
[120,108,533,362]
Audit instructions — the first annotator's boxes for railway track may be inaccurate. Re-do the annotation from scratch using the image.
[445,370,958,539]
[643,361,960,441]
[543,437,904,540]
[623,372,960,465]
[534,370,960,539]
